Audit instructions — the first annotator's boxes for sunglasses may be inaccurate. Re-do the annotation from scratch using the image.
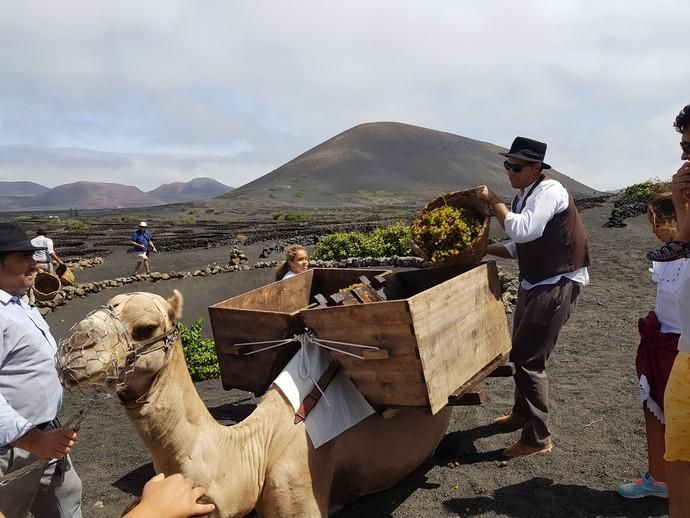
[503,161,532,173]
[681,141,690,154]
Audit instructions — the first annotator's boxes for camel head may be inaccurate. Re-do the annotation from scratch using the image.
[58,290,184,402]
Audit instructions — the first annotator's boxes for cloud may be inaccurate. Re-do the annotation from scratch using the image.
[0,0,689,191]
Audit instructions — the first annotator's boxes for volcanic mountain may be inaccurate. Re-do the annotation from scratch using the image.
[148,177,233,203]
[22,181,164,210]
[221,122,599,208]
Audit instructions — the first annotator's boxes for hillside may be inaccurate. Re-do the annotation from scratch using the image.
[0,181,49,196]
[148,177,233,203]
[221,122,599,208]
[22,181,164,210]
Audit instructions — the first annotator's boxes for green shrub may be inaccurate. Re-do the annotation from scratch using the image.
[119,215,140,223]
[371,223,412,256]
[619,180,665,205]
[48,218,90,231]
[313,223,412,260]
[272,212,312,222]
[15,215,33,222]
[179,319,220,382]
[175,217,196,225]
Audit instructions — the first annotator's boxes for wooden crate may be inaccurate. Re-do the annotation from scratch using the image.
[208,268,391,395]
[300,261,511,414]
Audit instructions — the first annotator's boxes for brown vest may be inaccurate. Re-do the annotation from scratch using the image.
[512,176,590,284]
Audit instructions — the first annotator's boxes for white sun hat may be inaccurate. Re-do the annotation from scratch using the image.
[139,221,148,227]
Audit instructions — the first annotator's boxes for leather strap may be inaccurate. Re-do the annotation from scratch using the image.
[294,361,340,424]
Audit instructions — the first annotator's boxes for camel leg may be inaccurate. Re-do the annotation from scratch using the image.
[260,449,333,518]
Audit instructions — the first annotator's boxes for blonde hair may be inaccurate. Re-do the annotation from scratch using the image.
[647,191,677,238]
[275,244,307,281]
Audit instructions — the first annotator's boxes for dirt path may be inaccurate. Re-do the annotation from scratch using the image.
[52,201,670,517]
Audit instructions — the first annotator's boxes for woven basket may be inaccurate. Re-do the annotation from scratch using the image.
[34,271,61,301]
[411,187,492,267]
[55,263,75,286]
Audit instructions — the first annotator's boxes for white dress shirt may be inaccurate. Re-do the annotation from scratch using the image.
[0,289,63,448]
[502,178,590,290]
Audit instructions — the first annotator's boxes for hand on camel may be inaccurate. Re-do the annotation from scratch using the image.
[123,473,215,518]
[12,427,77,460]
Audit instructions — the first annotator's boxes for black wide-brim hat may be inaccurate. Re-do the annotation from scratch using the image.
[499,136,551,169]
[0,222,47,253]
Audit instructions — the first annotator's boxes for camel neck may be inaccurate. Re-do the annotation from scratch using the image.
[124,340,274,517]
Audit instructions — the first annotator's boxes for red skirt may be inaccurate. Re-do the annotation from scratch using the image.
[635,311,680,413]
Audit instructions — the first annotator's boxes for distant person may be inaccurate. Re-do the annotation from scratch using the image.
[129,222,157,275]
[274,244,309,281]
[31,227,65,273]
[646,104,690,518]
[617,192,687,499]
[0,222,82,518]
[121,473,215,518]
[478,136,590,458]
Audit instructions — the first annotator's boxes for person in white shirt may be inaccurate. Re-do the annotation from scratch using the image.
[31,228,64,274]
[274,245,309,281]
[0,222,81,517]
[478,136,590,458]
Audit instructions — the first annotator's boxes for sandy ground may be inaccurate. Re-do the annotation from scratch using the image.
[48,201,672,518]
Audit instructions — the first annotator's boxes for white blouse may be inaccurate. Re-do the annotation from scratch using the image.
[650,258,689,334]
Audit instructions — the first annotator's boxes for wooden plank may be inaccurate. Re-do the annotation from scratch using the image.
[448,353,507,398]
[447,390,487,406]
[209,270,312,313]
[348,379,429,407]
[488,362,515,378]
[408,261,512,414]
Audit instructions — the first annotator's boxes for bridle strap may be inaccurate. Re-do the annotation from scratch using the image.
[124,324,179,366]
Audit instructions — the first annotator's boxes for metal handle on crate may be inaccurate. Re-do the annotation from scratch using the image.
[230,338,297,356]
[309,337,389,361]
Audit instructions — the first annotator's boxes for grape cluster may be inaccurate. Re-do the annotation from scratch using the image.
[410,205,484,263]
[338,283,364,295]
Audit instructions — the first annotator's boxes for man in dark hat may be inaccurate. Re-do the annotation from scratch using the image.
[0,222,82,517]
[478,136,590,458]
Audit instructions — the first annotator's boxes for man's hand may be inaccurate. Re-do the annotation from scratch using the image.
[12,427,78,460]
[673,162,690,198]
[477,185,500,206]
[123,473,216,518]
[477,184,509,229]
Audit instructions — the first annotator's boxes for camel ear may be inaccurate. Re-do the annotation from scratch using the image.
[167,289,184,320]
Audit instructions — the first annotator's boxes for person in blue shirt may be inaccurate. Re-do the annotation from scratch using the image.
[129,221,157,275]
[0,222,82,518]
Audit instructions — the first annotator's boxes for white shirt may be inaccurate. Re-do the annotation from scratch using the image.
[650,259,688,334]
[0,289,63,447]
[502,178,590,290]
[31,235,54,263]
[283,271,297,279]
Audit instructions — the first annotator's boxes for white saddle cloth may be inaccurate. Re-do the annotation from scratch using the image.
[273,337,375,449]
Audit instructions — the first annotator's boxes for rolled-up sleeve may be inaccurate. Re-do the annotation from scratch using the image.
[504,182,569,243]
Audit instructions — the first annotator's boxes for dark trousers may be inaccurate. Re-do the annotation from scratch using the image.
[511,278,581,446]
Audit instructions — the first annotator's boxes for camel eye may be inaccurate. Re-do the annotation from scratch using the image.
[132,324,158,341]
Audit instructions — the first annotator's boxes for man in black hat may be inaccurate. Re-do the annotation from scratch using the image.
[0,222,82,517]
[478,136,590,458]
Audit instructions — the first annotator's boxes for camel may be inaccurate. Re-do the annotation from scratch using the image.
[58,290,451,518]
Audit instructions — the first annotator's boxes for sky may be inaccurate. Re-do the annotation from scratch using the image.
[1,0,689,192]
